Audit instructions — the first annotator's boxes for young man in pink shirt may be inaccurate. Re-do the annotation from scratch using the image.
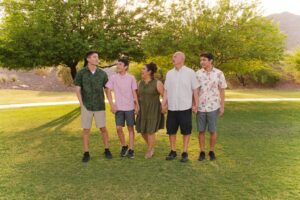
[106,58,139,158]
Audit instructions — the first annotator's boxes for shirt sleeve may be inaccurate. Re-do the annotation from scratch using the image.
[105,74,113,89]
[191,71,200,90]
[164,73,169,90]
[195,71,201,88]
[218,72,227,89]
[131,76,138,91]
[103,73,109,89]
[74,70,82,87]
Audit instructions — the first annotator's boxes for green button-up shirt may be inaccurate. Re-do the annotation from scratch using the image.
[74,67,108,111]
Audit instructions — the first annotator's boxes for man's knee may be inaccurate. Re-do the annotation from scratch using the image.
[83,129,91,134]
[127,126,134,132]
[100,127,107,133]
[116,126,125,134]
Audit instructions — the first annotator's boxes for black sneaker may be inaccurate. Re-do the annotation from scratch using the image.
[198,151,205,161]
[127,149,135,159]
[104,149,113,159]
[165,150,177,160]
[180,152,189,162]
[120,145,128,157]
[209,151,216,161]
[82,152,90,163]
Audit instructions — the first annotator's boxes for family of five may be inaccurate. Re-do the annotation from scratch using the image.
[74,51,227,163]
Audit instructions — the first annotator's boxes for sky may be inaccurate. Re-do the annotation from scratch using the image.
[259,0,300,15]
[119,0,300,16]
[1,0,300,18]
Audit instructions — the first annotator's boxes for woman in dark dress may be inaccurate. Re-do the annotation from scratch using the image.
[136,62,164,159]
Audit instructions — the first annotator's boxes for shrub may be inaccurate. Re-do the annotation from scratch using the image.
[11,75,17,82]
[0,75,8,83]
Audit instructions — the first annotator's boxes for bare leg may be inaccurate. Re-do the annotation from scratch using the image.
[116,126,126,146]
[147,133,156,152]
[145,133,156,159]
[141,133,148,145]
[198,132,205,152]
[169,135,176,151]
[99,127,109,149]
[210,132,217,151]
[127,126,135,150]
[182,134,190,152]
[82,128,91,152]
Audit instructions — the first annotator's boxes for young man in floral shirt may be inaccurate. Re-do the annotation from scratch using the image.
[196,53,227,161]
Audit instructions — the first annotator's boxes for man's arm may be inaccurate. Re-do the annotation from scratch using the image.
[219,88,225,117]
[75,86,83,106]
[157,80,164,97]
[132,90,140,114]
[218,72,227,117]
[192,88,199,113]
[161,89,168,113]
[105,88,116,114]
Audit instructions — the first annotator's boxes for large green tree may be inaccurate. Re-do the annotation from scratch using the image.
[142,0,286,85]
[0,0,158,79]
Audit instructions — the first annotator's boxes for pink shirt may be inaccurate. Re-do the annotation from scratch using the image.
[106,72,137,111]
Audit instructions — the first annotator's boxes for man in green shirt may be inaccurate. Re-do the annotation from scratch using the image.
[74,51,112,162]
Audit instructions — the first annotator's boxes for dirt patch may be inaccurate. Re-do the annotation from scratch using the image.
[0,68,74,92]
[1,67,300,91]
[0,67,117,92]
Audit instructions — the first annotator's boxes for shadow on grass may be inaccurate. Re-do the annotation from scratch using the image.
[32,107,80,131]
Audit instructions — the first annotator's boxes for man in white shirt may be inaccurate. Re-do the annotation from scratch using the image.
[196,53,227,161]
[162,52,199,162]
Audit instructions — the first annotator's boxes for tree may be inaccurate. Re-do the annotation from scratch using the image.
[0,0,156,79]
[142,0,286,86]
[289,48,300,70]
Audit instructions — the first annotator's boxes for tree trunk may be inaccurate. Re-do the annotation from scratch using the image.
[236,73,246,87]
[69,62,78,80]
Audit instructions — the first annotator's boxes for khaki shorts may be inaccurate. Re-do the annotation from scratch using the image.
[81,105,106,129]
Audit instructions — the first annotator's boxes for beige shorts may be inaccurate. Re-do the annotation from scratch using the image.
[81,105,106,129]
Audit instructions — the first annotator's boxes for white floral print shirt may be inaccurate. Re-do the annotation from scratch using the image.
[196,67,227,112]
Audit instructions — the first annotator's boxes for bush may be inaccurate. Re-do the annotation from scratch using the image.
[11,75,17,82]
[0,75,7,83]
[34,68,52,76]
[250,67,281,86]
[56,65,74,86]
[222,60,281,87]
[56,61,84,86]
[128,62,143,81]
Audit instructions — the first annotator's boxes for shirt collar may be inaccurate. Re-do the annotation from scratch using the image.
[201,66,215,73]
[118,72,128,77]
[85,66,100,74]
[174,65,186,72]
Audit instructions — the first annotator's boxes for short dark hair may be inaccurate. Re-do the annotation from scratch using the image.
[84,50,99,66]
[200,52,214,61]
[145,62,157,79]
[118,58,129,67]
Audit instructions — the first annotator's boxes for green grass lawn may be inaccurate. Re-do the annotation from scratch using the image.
[1,89,300,105]
[225,89,300,99]
[0,89,76,105]
[0,102,300,199]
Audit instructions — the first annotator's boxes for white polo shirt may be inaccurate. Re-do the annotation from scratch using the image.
[164,66,200,111]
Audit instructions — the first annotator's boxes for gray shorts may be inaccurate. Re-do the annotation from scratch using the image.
[115,110,135,127]
[196,109,219,133]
